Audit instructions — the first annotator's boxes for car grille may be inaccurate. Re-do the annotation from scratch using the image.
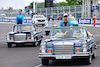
[54,44,74,55]
[38,20,45,22]
[14,33,26,41]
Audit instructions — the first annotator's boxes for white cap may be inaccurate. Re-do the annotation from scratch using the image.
[63,13,68,17]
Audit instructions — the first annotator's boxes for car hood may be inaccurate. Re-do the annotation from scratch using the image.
[45,38,87,46]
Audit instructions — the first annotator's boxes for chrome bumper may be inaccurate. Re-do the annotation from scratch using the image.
[6,40,35,43]
[39,52,90,59]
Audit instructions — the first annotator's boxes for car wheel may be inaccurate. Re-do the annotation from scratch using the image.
[92,51,96,59]
[34,42,38,47]
[39,40,42,45]
[42,59,49,65]
[75,25,78,26]
[86,56,92,64]
[7,43,12,48]
[45,32,49,35]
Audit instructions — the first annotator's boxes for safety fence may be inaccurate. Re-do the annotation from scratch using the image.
[0,18,100,25]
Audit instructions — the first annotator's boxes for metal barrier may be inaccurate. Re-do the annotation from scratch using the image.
[36,5,82,18]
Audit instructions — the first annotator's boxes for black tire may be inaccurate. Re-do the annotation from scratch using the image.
[42,59,49,65]
[92,51,96,59]
[75,25,78,26]
[45,32,49,35]
[39,40,42,45]
[34,42,38,47]
[85,56,92,64]
[7,43,12,48]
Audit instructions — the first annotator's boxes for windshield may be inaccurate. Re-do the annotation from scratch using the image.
[14,25,35,32]
[35,15,45,18]
[47,21,60,26]
[68,17,76,21]
[50,27,87,39]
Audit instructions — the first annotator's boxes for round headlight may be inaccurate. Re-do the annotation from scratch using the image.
[41,45,45,49]
[40,42,46,53]
[82,41,87,52]
[41,50,45,53]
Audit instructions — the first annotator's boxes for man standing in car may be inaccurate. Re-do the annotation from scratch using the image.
[15,9,24,25]
[59,13,72,27]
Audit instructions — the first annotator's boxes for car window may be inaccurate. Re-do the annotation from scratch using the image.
[14,25,35,32]
[50,27,87,39]
[35,15,45,18]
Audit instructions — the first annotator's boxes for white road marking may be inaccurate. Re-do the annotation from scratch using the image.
[35,64,42,67]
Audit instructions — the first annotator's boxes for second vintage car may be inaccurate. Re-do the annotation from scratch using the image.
[6,24,43,48]
[39,27,97,65]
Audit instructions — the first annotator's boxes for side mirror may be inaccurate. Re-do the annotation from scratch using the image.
[90,34,93,37]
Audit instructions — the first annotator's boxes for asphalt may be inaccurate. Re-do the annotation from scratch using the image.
[0,23,100,67]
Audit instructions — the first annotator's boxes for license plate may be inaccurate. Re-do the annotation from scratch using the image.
[56,55,72,59]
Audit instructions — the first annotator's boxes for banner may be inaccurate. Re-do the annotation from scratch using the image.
[0,18,100,25]
[78,18,100,25]
[0,18,32,23]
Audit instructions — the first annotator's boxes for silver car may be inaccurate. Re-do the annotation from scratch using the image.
[44,21,60,35]
[39,27,97,65]
[6,24,43,48]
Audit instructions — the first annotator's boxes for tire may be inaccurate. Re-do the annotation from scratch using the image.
[86,56,92,64]
[92,51,96,59]
[34,42,38,47]
[7,43,12,48]
[45,32,49,35]
[42,59,49,65]
[39,40,42,45]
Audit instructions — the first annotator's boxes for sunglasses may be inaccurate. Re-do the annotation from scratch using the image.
[64,16,68,17]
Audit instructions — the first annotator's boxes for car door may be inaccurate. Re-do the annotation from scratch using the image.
[87,31,95,53]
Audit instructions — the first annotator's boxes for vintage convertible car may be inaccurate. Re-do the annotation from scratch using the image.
[39,27,97,65]
[6,24,43,48]
[44,21,60,35]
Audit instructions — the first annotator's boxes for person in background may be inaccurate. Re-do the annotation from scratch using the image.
[48,16,54,21]
[58,16,62,20]
[15,9,24,25]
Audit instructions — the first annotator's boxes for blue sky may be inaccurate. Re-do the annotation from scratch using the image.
[0,0,66,9]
